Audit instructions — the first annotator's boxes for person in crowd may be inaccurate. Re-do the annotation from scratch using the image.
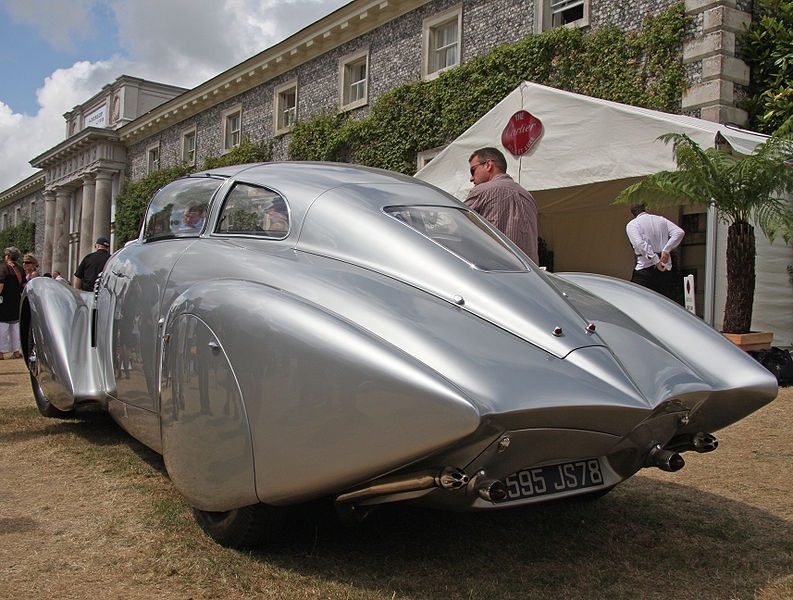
[465,146,539,263]
[626,203,685,300]
[52,271,70,285]
[0,247,25,359]
[22,254,40,281]
[74,237,111,291]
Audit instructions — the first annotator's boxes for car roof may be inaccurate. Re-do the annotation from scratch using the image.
[199,161,454,209]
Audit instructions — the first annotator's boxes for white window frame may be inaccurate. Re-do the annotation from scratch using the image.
[416,146,446,170]
[422,4,462,80]
[182,127,197,165]
[274,80,298,134]
[223,105,242,151]
[147,143,160,174]
[534,0,589,33]
[339,48,369,111]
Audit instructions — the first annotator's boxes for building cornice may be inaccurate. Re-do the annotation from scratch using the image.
[0,171,45,206]
[118,0,431,145]
[30,127,122,170]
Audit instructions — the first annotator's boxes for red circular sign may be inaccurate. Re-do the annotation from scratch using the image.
[501,110,543,157]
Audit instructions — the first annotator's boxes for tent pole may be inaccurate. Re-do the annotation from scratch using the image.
[703,204,718,326]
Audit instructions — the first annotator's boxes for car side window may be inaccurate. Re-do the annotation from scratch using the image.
[215,183,289,238]
[142,177,224,241]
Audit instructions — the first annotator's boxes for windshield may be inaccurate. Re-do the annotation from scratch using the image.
[384,205,528,271]
[142,177,225,241]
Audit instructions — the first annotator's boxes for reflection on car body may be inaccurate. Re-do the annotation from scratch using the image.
[20,162,777,548]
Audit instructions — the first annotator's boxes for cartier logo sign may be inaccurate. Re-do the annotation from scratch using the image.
[501,110,543,157]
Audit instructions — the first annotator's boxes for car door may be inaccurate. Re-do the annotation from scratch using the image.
[102,176,227,414]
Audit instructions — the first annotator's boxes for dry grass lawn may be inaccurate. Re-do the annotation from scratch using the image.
[1,357,791,599]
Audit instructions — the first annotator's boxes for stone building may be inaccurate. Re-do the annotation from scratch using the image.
[0,0,754,280]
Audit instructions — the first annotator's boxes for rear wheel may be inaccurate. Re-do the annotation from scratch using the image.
[193,503,288,549]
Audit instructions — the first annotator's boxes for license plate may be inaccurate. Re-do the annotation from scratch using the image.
[497,458,605,503]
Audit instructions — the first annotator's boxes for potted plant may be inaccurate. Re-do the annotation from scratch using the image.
[616,132,793,341]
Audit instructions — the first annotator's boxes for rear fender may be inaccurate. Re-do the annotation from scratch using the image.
[21,278,106,411]
[159,280,480,510]
[556,273,777,430]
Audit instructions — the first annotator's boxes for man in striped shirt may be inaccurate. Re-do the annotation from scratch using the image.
[465,147,539,264]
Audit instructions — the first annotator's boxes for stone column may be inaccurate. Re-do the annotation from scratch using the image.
[682,0,751,124]
[79,173,96,261]
[52,187,72,276]
[42,191,56,274]
[92,171,114,248]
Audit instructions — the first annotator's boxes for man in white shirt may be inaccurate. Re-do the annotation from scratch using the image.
[626,203,685,300]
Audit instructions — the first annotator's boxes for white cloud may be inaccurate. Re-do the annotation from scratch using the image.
[0,0,348,191]
[0,59,128,190]
[2,0,98,50]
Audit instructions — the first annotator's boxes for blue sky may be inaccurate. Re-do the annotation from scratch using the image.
[0,2,119,115]
[0,0,348,191]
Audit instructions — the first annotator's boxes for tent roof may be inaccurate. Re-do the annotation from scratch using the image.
[415,81,770,200]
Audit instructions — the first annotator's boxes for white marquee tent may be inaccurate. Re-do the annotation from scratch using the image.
[415,82,792,346]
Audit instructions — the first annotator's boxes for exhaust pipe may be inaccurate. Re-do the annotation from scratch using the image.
[665,432,719,454]
[646,444,685,472]
[692,432,718,453]
[335,467,469,504]
[477,479,508,502]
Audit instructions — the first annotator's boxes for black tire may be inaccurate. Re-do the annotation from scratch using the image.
[193,503,287,549]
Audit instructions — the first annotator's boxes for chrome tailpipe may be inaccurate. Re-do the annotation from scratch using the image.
[692,432,719,453]
[476,478,508,502]
[665,432,719,454]
[645,444,685,472]
[335,467,469,505]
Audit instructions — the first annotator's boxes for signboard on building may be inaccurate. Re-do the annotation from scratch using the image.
[85,105,107,128]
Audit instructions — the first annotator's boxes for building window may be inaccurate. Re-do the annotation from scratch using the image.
[15,207,21,225]
[147,144,160,174]
[274,80,298,134]
[416,146,446,170]
[339,49,369,111]
[422,5,462,80]
[2,213,7,229]
[535,0,589,32]
[182,128,197,165]
[222,106,242,151]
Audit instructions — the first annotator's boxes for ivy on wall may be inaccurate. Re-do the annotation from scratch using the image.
[740,0,793,135]
[202,138,274,169]
[0,220,35,254]
[115,4,687,240]
[290,4,687,174]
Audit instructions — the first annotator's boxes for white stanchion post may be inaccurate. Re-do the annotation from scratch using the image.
[683,274,696,315]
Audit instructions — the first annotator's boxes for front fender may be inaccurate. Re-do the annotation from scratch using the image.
[21,277,106,410]
[159,280,480,510]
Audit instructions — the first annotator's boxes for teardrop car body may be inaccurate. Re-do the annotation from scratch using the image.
[21,162,777,547]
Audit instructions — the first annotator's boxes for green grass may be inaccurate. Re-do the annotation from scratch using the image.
[3,395,792,600]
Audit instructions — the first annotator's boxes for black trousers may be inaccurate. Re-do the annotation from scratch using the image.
[631,266,675,300]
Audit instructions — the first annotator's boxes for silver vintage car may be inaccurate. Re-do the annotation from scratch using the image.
[21,162,777,548]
